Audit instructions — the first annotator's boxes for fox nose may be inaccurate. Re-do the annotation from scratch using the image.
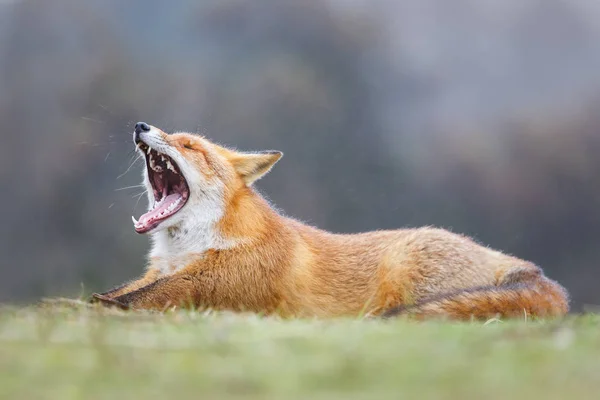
[133,122,151,143]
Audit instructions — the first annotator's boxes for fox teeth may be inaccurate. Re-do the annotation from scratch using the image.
[166,160,175,172]
[149,157,162,172]
[131,216,138,225]
[147,147,152,155]
[166,198,181,212]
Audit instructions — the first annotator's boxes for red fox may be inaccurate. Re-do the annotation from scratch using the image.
[92,122,569,320]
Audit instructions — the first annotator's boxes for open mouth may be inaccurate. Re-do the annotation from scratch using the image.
[131,142,190,233]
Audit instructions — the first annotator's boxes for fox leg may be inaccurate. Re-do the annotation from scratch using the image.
[106,273,201,311]
[90,268,161,303]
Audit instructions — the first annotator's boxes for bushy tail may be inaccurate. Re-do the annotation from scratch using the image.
[382,277,569,320]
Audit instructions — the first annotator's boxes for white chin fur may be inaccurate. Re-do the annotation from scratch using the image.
[137,129,235,272]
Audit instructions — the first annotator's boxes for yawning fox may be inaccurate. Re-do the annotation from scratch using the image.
[92,122,569,320]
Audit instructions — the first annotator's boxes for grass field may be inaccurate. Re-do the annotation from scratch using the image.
[0,302,598,400]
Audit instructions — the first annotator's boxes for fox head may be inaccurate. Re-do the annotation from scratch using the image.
[130,122,282,236]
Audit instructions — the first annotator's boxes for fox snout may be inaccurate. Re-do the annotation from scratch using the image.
[133,121,151,144]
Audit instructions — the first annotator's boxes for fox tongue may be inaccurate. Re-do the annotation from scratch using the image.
[134,193,183,232]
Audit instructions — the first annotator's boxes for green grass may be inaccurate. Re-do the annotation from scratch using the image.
[0,302,598,400]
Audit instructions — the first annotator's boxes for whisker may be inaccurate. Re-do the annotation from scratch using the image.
[133,190,147,211]
[117,154,143,179]
[80,116,105,124]
[115,184,146,192]
[97,104,114,115]
[124,148,138,161]
[77,141,129,147]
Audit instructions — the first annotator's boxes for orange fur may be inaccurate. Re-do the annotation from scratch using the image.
[92,126,570,320]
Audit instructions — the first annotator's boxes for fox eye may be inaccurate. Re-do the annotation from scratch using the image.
[183,142,194,150]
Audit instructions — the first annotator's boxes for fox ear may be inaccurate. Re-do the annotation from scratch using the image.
[230,151,283,185]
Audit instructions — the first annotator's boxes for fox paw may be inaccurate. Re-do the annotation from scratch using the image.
[90,293,130,310]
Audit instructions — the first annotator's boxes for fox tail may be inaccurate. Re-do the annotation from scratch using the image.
[383,274,569,320]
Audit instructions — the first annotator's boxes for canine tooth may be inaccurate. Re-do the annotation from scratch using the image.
[166,160,175,172]
[147,147,152,155]
[131,216,138,224]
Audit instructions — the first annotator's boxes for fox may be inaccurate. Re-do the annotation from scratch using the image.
[91,122,570,320]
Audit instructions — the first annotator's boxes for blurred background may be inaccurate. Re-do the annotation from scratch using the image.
[1,0,599,311]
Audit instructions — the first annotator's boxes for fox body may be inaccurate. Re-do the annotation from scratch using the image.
[93,123,569,320]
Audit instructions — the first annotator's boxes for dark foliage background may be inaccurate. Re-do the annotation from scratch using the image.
[2,0,599,310]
